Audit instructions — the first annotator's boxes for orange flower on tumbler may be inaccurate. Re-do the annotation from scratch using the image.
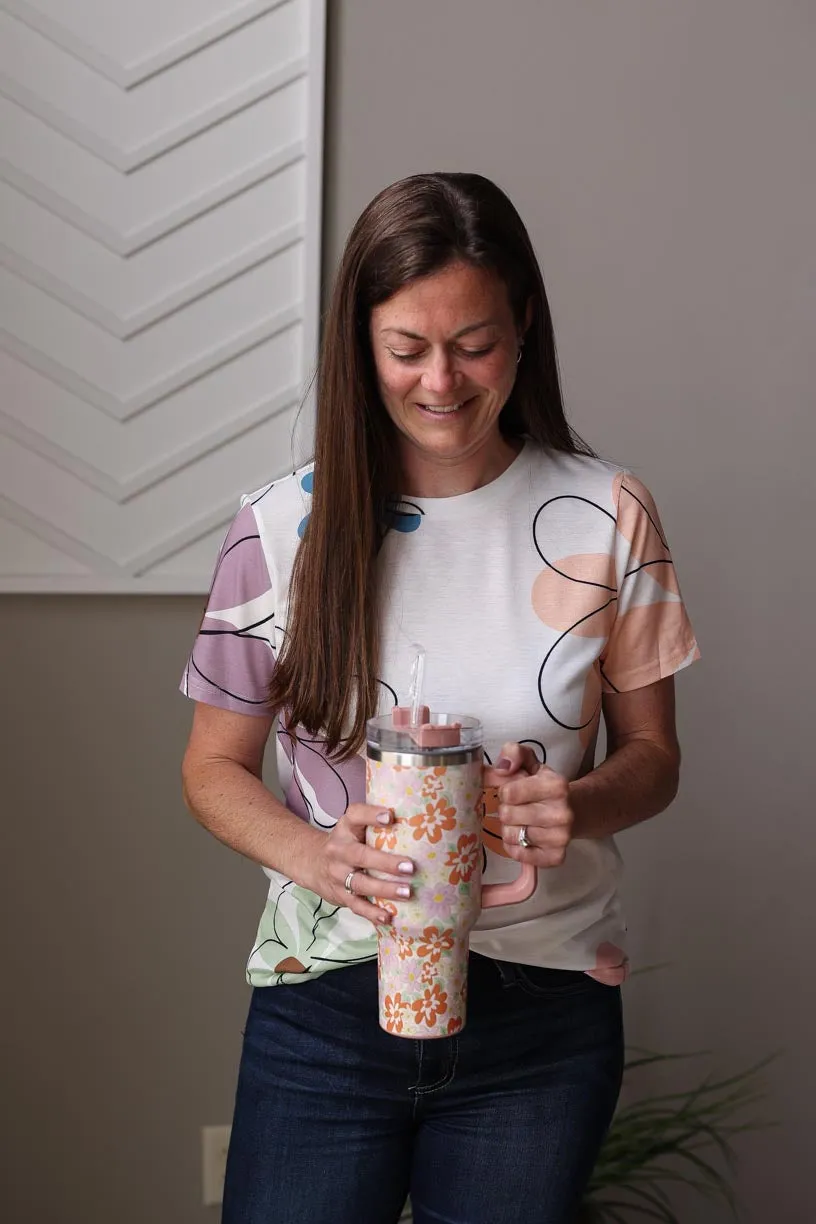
[447,1016,463,1036]
[445,833,479,885]
[409,798,457,843]
[397,935,414,960]
[370,826,398,852]
[416,926,455,964]
[420,961,438,985]
[410,983,448,1028]
[383,992,407,1034]
[421,765,448,799]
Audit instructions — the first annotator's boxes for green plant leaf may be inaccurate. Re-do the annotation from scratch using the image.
[623,1167,727,1203]
[585,1049,773,1224]
[584,965,776,1219]
[591,1205,640,1224]
[624,1051,705,1072]
[673,1146,738,1210]
[588,1205,631,1224]
[593,1200,681,1223]
[623,1182,680,1220]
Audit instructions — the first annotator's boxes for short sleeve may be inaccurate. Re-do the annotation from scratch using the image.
[600,472,700,694]
[180,501,277,715]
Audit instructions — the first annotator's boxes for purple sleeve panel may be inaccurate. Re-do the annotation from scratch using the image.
[180,503,277,716]
[278,726,366,825]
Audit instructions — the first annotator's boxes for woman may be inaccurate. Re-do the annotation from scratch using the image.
[181,172,699,1224]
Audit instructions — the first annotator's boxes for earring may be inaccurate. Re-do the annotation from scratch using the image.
[516,344,524,365]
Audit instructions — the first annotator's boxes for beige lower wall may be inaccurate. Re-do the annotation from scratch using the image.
[3,2,814,1221]
[2,596,265,1224]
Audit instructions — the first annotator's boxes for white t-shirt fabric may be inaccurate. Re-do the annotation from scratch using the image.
[181,442,699,987]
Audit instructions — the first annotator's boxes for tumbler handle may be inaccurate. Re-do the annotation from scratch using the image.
[480,770,537,907]
[480,856,537,908]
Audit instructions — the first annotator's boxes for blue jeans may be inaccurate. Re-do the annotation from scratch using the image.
[222,953,623,1224]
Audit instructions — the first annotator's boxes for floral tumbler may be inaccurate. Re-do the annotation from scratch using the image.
[366,708,536,1039]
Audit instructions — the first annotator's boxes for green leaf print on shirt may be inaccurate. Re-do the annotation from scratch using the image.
[246,882,378,986]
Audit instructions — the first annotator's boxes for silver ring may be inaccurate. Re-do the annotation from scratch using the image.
[518,825,531,849]
[343,869,357,894]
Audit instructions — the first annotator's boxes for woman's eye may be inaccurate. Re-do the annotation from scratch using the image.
[386,345,496,363]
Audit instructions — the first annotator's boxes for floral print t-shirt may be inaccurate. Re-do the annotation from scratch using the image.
[181,443,699,987]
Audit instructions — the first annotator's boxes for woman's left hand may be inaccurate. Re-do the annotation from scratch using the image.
[484,742,574,868]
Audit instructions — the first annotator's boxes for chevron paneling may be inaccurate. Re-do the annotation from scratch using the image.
[0,0,325,591]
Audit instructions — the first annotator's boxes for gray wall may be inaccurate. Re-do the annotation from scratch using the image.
[3,2,813,1221]
[2,597,267,1223]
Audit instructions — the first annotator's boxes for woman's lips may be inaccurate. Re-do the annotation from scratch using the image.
[414,396,475,416]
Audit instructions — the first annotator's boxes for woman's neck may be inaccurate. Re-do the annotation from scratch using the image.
[399,434,523,498]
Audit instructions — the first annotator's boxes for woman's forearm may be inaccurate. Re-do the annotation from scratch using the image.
[569,739,680,840]
[183,739,678,884]
[182,758,325,889]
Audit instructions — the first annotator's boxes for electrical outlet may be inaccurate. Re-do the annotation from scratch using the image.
[201,1124,231,1206]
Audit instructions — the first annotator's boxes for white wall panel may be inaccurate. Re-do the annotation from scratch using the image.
[1,81,307,244]
[2,0,294,84]
[0,4,307,162]
[0,408,300,572]
[0,0,325,591]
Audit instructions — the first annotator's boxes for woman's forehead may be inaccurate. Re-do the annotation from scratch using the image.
[371,263,512,337]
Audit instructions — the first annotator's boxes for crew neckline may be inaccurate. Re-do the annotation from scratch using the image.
[397,442,531,518]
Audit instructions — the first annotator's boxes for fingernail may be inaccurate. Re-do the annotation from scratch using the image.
[396,885,411,899]
[496,757,512,770]
[398,861,414,874]
[376,810,392,825]
[378,912,391,924]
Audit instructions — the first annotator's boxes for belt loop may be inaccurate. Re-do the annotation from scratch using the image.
[493,958,520,987]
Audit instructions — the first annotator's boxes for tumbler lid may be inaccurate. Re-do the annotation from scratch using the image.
[366,710,482,756]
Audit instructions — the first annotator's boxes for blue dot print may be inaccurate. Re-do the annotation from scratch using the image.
[297,468,314,537]
[387,499,423,533]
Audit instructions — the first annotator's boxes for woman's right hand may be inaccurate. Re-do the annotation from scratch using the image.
[304,804,415,926]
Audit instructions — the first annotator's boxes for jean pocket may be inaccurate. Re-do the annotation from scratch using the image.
[513,964,607,998]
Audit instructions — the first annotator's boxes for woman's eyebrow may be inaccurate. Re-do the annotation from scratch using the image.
[379,319,498,340]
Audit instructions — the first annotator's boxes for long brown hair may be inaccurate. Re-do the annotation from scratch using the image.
[270,172,594,758]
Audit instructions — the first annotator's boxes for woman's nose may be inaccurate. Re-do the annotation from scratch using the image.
[420,349,461,397]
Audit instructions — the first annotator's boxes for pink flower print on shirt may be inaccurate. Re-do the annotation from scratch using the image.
[445,833,480,885]
[411,983,448,1028]
[586,941,630,986]
[416,926,455,964]
[274,956,307,974]
[409,798,457,843]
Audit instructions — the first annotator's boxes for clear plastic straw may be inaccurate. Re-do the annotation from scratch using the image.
[408,643,426,726]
